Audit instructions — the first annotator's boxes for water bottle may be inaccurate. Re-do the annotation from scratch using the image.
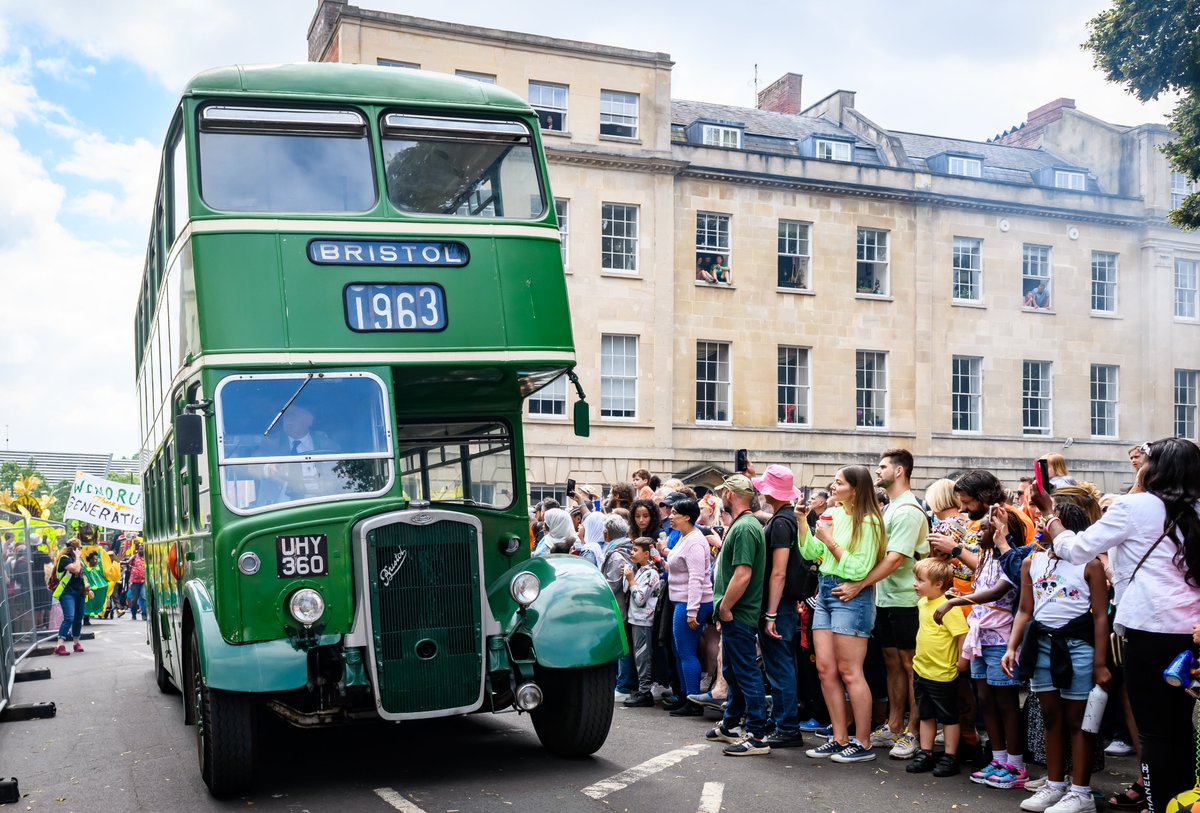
[1081,685,1108,733]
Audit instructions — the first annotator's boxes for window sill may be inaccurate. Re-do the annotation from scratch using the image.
[526,414,570,423]
[1090,311,1121,319]
[855,293,893,302]
[777,287,815,296]
[541,129,572,138]
[600,270,641,279]
[599,134,642,145]
[854,426,892,433]
[598,417,645,425]
[695,281,735,289]
[777,422,813,429]
[1022,307,1056,315]
[952,299,986,309]
[1174,317,1200,325]
[695,419,732,427]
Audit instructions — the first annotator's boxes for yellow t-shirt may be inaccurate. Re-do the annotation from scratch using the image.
[913,594,969,683]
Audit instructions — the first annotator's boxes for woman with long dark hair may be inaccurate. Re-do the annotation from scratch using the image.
[1034,438,1200,813]
[629,499,659,541]
[664,498,713,717]
[800,465,887,763]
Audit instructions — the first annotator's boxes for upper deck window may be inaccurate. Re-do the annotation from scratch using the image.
[197,106,376,214]
[381,114,545,219]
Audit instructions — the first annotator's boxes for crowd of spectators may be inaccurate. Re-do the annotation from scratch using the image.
[529,440,1200,813]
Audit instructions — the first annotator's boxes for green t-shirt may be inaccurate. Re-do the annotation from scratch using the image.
[876,490,930,608]
[713,512,766,627]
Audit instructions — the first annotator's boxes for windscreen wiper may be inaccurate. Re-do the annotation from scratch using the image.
[262,374,314,436]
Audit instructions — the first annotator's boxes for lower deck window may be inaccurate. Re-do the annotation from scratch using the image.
[397,421,515,510]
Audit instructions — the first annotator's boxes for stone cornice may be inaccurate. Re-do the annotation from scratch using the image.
[547,147,688,175]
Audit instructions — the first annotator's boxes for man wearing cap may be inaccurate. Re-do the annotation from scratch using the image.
[752,465,808,748]
[705,474,771,756]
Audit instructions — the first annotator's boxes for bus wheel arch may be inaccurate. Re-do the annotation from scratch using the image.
[181,602,197,725]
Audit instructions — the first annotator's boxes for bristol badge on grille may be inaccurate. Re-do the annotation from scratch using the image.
[276,534,329,578]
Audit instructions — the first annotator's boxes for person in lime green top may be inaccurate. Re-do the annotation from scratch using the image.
[802,465,887,764]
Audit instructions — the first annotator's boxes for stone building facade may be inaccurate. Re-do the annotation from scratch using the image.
[308,1,1200,498]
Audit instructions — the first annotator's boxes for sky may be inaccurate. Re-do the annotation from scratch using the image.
[0,0,1176,457]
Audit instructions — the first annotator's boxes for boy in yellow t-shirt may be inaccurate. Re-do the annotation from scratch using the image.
[908,557,969,777]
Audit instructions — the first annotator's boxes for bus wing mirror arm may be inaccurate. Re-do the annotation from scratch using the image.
[567,370,590,438]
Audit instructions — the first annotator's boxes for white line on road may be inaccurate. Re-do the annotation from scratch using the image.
[698,781,724,813]
[580,744,710,800]
[373,788,427,812]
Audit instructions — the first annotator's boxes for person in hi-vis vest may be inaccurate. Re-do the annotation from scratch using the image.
[53,537,93,656]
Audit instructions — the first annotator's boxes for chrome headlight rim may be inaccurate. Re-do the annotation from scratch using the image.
[509,571,540,607]
[237,552,261,576]
[288,587,325,627]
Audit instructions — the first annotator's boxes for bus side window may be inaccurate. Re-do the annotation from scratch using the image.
[164,442,177,538]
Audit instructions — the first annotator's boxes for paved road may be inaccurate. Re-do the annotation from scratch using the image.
[0,620,1138,812]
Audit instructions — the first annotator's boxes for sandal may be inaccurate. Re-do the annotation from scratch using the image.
[1108,783,1146,811]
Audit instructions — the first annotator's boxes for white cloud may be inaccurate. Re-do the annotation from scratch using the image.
[55,132,159,226]
[34,56,96,85]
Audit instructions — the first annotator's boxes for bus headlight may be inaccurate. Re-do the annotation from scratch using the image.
[288,588,325,627]
[509,572,540,607]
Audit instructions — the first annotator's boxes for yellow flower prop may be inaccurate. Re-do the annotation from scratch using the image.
[0,476,56,519]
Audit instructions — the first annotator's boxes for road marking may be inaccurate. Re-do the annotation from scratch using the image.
[698,781,724,813]
[580,744,710,800]
[373,788,427,812]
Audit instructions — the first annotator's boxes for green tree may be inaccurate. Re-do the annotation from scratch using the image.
[0,460,45,491]
[1085,0,1200,228]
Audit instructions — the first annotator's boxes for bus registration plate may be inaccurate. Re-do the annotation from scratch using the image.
[276,534,329,578]
[345,284,447,332]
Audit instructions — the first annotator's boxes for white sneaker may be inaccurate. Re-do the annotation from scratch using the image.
[1045,792,1096,813]
[1021,784,1067,812]
[1104,739,1134,756]
[869,723,900,747]
[889,732,919,760]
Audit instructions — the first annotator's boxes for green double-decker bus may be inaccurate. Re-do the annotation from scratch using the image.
[134,63,625,796]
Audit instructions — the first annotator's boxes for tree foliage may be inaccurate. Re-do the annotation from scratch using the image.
[1086,0,1200,228]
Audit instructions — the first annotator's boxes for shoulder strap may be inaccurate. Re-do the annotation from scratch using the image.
[1128,520,1176,586]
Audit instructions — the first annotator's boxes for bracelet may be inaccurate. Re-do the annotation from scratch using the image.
[1044,516,1062,534]
[765,613,777,620]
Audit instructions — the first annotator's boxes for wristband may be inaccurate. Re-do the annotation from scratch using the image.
[1044,516,1062,533]
[765,613,777,621]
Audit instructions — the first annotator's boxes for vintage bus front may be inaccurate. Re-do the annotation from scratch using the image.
[146,65,624,796]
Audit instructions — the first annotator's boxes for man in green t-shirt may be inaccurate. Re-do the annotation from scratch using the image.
[833,448,930,758]
[705,474,770,756]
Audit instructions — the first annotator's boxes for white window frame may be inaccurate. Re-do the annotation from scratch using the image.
[1023,244,1052,307]
[600,334,638,420]
[1176,369,1199,441]
[377,59,420,69]
[1022,360,1053,436]
[1175,258,1199,320]
[777,346,811,426]
[529,483,567,508]
[952,237,982,302]
[696,212,731,281]
[1172,171,1196,209]
[702,125,741,148]
[528,373,567,417]
[695,341,731,424]
[600,90,639,139]
[455,70,496,84]
[815,138,852,161]
[601,203,639,274]
[1054,170,1086,190]
[948,156,982,178]
[1090,364,1119,438]
[951,356,982,433]
[855,351,888,429]
[778,220,812,291]
[529,81,568,132]
[554,198,569,270]
[856,228,889,296]
[1091,251,1118,314]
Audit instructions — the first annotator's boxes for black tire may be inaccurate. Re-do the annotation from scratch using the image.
[149,599,178,695]
[530,662,616,757]
[189,629,257,797]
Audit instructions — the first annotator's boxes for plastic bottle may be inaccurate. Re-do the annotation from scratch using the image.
[1081,685,1108,733]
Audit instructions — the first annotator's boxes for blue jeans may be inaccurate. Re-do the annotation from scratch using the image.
[57,590,85,641]
[615,632,638,694]
[127,582,146,619]
[721,617,768,738]
[672,600,713,697]
[759,601,799,736]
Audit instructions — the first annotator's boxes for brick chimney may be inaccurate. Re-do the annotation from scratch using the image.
[307,0,347,63]
[1027,98,1076,128]
[995,98,1075,148]
[757,73,803,115]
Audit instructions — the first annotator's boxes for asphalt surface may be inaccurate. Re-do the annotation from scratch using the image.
[0,619,1139,812]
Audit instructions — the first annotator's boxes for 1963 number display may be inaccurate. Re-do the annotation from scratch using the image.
[344,284,447,332]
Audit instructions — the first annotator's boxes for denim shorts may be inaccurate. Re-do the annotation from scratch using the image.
[811,575,876,638]
[1029,637,1094,701]
[970,644,1021,687]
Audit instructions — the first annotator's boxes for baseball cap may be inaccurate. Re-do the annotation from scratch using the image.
[715,474,755,497]
[660,491,689,507]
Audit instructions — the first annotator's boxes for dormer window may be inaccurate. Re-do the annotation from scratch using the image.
[702,124,741,149]
[1054,170,1086,191]
[948,156,982,178]
[815,138,852,161]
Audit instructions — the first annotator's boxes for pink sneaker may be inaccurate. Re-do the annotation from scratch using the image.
[54,644,69,656]
[72,642,84,653]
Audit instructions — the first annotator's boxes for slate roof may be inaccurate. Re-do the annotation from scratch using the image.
[892,131,1080,182]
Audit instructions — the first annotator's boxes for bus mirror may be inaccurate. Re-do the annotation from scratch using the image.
[175,414,205,456]
[573,401,590,438]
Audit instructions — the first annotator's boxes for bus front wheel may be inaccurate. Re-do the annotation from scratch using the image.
[530,662,615,757]
[189,630,257,797]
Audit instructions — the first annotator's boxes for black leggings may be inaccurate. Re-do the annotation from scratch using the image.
[1123,628,1197,813]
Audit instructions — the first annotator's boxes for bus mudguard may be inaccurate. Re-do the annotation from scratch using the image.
[487,556,627,669]
[183,580,311,693]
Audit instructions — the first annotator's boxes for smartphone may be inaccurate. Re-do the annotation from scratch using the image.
[734,448,749,473]
[1034,458,1054,496]
[566,478,576,499]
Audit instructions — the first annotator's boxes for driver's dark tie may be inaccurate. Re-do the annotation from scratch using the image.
[291,440,301,454]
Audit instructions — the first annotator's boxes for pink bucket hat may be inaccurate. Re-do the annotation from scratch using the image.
[751,465,801,502]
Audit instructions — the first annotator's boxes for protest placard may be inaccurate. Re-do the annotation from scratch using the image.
[63,473,143,532]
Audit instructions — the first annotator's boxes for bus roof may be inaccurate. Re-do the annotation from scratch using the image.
[183,63,533,114]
